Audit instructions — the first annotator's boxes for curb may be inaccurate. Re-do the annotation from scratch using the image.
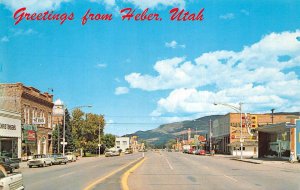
[231,158,262,164]
[121,157,145,190]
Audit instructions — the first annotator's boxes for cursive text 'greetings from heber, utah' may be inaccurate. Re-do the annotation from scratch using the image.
[13,7,205,25]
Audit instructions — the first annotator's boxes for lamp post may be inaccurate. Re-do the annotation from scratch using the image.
[62,105,92,156]
[98,121,101,157]
[214,102,243,159]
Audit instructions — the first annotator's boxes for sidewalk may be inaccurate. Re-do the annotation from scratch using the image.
[211,154,292,165]
[19,155,105,168]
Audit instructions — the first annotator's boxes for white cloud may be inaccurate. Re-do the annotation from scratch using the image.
[90,0,185,10]
[10,28,37,36]
[125,30,300,116]
[165,40,186,49]
[1,36,9,42]
[115,87,129,95]
[241,9,249,16]
[219,13,235,20]
[96,64,107,68]
[126,0,185,9]
[1,28,37,43]
[0,0,71,12]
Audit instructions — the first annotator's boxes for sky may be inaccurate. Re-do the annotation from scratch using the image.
[0,0,300,136]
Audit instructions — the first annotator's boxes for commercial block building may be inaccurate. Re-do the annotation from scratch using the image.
[212,113,294,158]
[0,83,54,160]
[0,109,22,159]
[115,137,130,152]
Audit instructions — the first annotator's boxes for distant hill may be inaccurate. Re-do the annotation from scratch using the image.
[125,115,223,146]
[125,112,300,146]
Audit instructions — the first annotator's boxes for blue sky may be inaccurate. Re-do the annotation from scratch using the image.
[0,0,300,136]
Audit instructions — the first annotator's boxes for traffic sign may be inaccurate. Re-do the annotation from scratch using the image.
[60,142,68,145]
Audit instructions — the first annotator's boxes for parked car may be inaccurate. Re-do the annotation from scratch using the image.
[65,152,77,162]
[50,154,68,165]
[27,154,54,168]
[0,165,24,190]
[105,150,120,157]
[0,159,14,174]
[188,149,194,154]
[195,149,206,155]
[0,156,20,172]
[124,148,133,154]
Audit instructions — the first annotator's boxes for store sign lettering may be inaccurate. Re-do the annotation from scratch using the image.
[27,130,36,141]
[32,117,45,124]
[0,123,16,130]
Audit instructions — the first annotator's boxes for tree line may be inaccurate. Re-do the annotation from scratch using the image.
[52,108,116,156]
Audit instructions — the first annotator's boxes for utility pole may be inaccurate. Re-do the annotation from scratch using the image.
[98,121,101,157]
[63,107,66,156]
[271,108,275,124]
[57,123,60,153]
[209,119,212,152]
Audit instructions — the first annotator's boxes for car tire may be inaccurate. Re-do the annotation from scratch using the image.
[29,165,32,168]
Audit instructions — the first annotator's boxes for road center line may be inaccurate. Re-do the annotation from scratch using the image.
[59,172,75,178]
[83,157,144,190]
[165,158,174,170]
[223,175,238,182]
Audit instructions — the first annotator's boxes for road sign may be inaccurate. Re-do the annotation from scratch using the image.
[60,142,68,145]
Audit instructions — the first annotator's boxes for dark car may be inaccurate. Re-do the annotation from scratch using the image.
[0,156,19,169]
[0,157,15,173]
[50,154,68,165]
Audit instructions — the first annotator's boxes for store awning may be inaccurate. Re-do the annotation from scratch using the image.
[256,123,289,134]
[23,125,37,131]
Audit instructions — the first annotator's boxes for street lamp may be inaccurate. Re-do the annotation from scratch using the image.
[214,102,243,159]
[98,116,103,158]
[62,105,92,156]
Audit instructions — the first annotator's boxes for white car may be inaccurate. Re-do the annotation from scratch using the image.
[0,165,24,190]
[27,154,54,168]
[65,152,77,162]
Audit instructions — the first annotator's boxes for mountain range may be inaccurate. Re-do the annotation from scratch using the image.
[125,115,223,146]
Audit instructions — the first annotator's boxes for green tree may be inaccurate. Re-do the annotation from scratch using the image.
[71,109,105,156]
[166,139,176,149]
[102,134,116,148]
[64,109,75,152]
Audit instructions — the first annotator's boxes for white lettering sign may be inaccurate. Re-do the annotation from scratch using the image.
[32,117,46,124]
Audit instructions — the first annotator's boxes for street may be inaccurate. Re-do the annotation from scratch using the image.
[21,153,142,190]
[129,151,300,190]
[20,151,300,190]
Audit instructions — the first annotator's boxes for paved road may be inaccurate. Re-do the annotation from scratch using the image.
[128,151,300,190]
[21,153,142,190]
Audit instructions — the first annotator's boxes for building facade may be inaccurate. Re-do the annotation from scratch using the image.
[0,109,22,159]
[0,83,54,160]
[115,137,130,152]
[212,113,294,158]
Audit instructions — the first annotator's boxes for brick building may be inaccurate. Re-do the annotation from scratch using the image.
[212,113,294,158]
[0,83,54,160]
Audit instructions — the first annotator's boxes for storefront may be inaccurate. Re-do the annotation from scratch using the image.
[0,109,21,159]
[257,122,290,159]
[22,125,37,160]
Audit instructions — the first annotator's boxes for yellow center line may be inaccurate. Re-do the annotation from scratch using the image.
[83,157,144,190]
[121,157,146,190]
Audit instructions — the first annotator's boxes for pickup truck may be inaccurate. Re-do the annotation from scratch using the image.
[0,165,24,190]
[65,152,77,162]
[27,154,54,168]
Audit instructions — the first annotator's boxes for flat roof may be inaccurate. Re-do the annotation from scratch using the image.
[256,122,289,134]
